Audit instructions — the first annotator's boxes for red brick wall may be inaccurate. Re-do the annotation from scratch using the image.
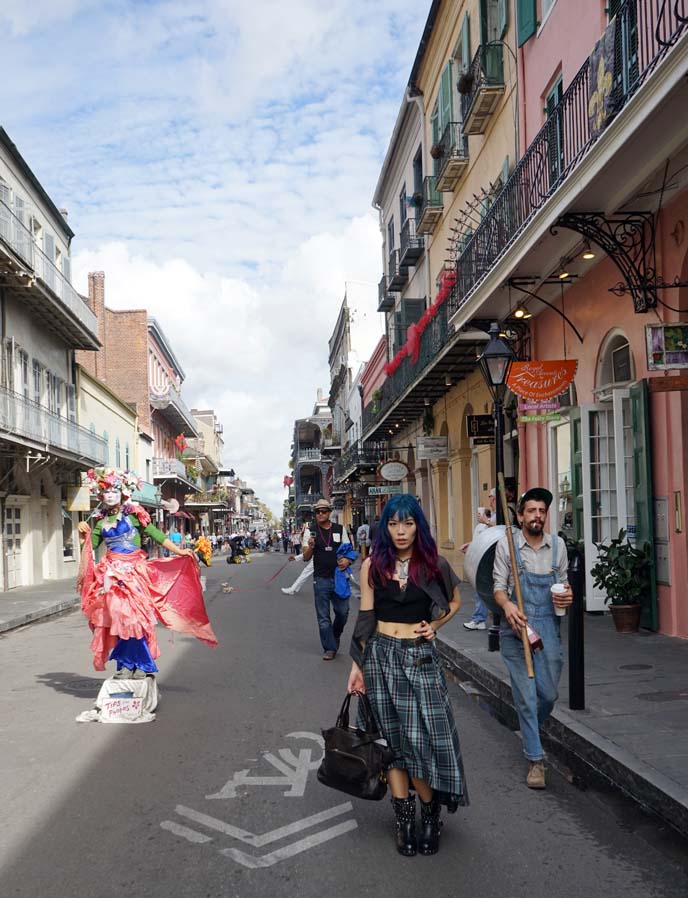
[75,272,151,434]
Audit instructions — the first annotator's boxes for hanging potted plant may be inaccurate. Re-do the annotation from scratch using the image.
[430,143,444,160]
[457,70,474,95]
[371,388,382,413]
[411,191,423,208]
[422,405,435,436]
[590,529,652,633]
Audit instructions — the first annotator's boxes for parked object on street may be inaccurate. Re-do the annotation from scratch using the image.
[347,494,469,857]
[77,468,218,688]
[76,675,159,724]
[590,529,652,633]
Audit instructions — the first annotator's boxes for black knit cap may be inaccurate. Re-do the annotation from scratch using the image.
[518,487,553,512]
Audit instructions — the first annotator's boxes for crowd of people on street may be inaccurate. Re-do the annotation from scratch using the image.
[75,467,573,858]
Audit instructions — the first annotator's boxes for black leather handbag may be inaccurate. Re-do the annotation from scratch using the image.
[317,691,394,801]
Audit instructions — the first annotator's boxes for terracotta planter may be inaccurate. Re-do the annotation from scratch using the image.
[609,603,642,633]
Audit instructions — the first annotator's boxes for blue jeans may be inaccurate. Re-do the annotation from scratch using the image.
[470,592,488,624]
[500,625,564,761]
[313,576,349,653]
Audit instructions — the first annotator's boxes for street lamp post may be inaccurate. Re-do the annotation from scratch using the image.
[477,321,516,652]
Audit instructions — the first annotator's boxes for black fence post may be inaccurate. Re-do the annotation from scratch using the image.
[567,543,585,710]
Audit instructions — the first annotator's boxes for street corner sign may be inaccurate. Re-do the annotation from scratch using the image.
[507,360,578,400]
[378,460,409,482]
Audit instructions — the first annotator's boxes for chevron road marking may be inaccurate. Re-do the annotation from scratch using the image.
[221,819,359,869]
[174,800,354,847]
[159,821,213,843]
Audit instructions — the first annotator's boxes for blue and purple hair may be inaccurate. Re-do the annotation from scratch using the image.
[368,494,440,588]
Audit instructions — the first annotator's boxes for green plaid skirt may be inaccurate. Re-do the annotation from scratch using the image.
[360,632,469,806]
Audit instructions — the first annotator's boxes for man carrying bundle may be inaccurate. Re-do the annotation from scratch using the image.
[493,488,573,789]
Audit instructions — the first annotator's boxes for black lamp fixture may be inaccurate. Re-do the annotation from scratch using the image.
[558,257,571,280]
[477,321,516,653]
[581,240,595,260]
[477,321,516,403]
[513,305,532,320]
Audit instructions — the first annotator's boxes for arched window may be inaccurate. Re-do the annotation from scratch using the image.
[597,330,634,389]
[115,438,121,468]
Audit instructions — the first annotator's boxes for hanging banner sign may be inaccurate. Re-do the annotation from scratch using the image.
[466,415,494,438]
[507,360,578,400]
[369,484,403,496]
[518,400,561,412]
[378,460,409,482]
[518,413,562,424]
[471,436,495,445]
[66,485,91,512]
[416,436,448,459]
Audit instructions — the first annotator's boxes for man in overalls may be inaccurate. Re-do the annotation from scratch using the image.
[493,488,573,789]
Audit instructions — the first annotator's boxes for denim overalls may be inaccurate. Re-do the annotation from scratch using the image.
[500,536,564,761]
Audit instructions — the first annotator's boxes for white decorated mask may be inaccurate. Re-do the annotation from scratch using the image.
[102,489,122,508]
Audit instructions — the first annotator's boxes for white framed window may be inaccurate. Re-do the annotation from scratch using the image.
[32,360,42,405]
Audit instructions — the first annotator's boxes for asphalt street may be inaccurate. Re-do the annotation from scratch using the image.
[1,552,687,898]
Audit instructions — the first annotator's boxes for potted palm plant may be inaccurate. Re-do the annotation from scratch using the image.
[590,529,652,633]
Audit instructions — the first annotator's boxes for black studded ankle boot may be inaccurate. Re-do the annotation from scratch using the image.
[391,795,417,857]
[418,794,442,855]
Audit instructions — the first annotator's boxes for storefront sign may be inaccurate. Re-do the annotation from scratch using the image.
[518,400,560,411]
[466,415,493,438]
[368,484,403,496]
[646,323,688,370]
[507,360,578,400]
[378,460,408,482]
[471,436,495,445]
[66,485,91,512]
[416,436,448,459]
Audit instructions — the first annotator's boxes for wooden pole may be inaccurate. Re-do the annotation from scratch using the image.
[497,472,534,678]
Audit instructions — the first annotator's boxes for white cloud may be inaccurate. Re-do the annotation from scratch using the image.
[2,0,428,513]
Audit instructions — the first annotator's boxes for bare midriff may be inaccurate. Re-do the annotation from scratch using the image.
[376,620,424,639]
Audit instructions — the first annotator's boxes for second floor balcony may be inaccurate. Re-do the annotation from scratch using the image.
[152,456,201,490]
[433,122,469,192]
[295,491,324,509]
[297,448,321,463]
[460,43,505,136]
[0,385,107,465]
[334,441,385,483]
[416,177,443,236]
[0,198,99,350]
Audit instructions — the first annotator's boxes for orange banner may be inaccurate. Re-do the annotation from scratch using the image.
[507,360,578,400]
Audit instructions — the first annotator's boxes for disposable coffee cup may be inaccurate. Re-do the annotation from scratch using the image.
[551,583,567,616]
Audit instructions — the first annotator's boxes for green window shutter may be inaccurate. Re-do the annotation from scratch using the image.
[498,0,508,37]
[439,61,454,133]
[517,0,537,47]
[402,299,425,331]
[394,310,404,355]
[461,13,471,72]
[431,104,440,145]
[630,379,658,630]
[569,407,584,542]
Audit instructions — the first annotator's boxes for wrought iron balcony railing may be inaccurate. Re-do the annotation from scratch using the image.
[0,386,107,464]
[433,122,469,191]
[297,448,321,462]
[378,275,396,312]
[333,441,384,483]
[460,43,505,135]
[388,249,407,291]
[399,216,424,269]
[416,176,443,236]
[296,492,324,507]
[362,0,688,440]
[0,199,98,338]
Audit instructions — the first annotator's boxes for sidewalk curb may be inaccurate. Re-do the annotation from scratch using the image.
[437,631,688,840]
[0,597,81,634]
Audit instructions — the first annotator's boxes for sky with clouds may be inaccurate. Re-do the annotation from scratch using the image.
[0,0,427,514]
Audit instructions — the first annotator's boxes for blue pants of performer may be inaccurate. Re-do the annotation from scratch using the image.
[313,576,349,653]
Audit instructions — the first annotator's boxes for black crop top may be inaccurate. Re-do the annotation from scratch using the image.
[374,579,433,624]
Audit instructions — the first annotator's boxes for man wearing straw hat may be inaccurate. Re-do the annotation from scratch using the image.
[493,487,572,789]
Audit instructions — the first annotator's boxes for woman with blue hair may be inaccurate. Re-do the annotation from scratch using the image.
[347,494,469,857]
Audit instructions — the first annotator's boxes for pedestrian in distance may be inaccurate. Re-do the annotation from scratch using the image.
[291,526,302,556]
[493,487,573,789]
[347,494,469,857]
[356,520,371,560]
[462,488,496,631]
[302,498,354,660]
